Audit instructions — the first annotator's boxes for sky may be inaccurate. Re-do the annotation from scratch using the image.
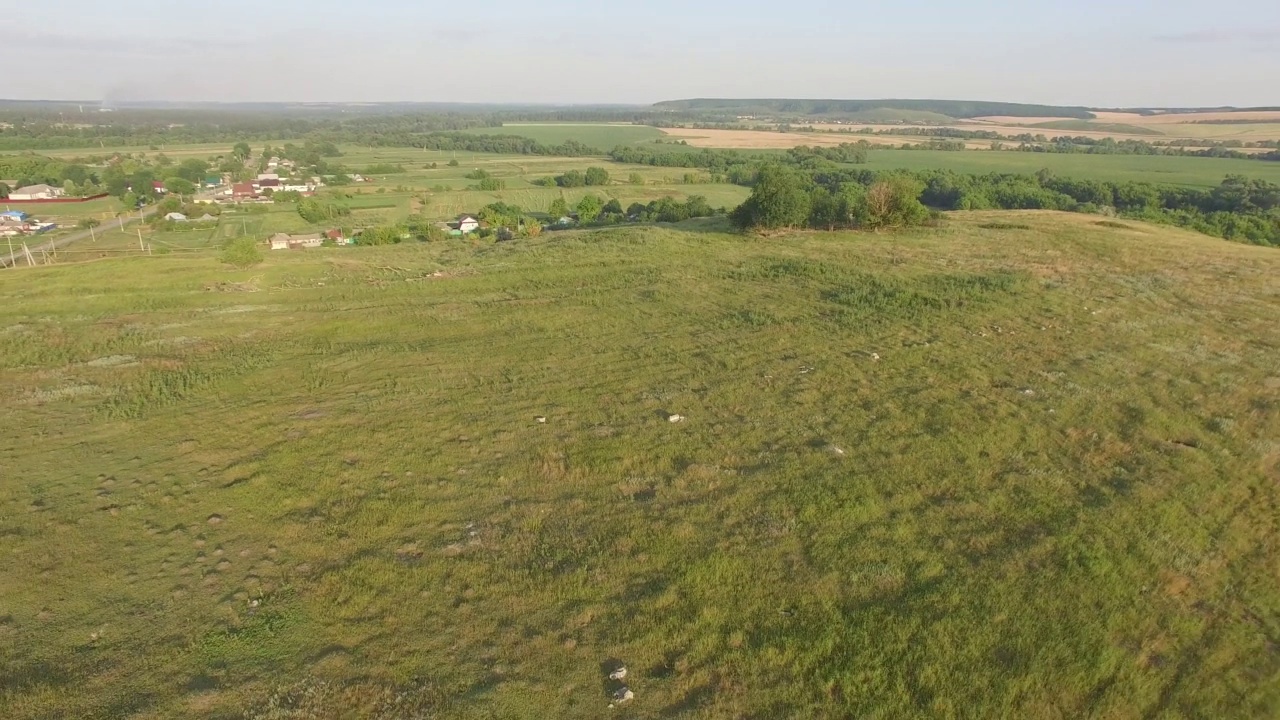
[1,0,1277,107]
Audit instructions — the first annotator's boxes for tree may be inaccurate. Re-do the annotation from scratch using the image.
[176,158,211,182]
[602,199,623,215]
[548,197,570,219]
[730,164,813,230]
[584,167,611,186]
[808,187,843,230]
[220,236,263,268]
[576,194,604,224]
[523,218,543,237]
[862,176,930,229]
[556,170,585,188]
[628,173,644,186]
[357,225,407,246]
[447,159,460,167]
[232,142,252,161]
[165,177,196,197]
[0,182,8,199]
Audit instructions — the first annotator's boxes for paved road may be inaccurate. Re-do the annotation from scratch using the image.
[1,213,144,268]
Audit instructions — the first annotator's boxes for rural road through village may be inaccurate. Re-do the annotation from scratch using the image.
[1,213,145,269]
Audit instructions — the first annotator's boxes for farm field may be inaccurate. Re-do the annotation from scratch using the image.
[458,123,665,148]
[1,212,1278,718]
[322,148,752,217]
[972,111,1280,142]
[861,149,1280,187]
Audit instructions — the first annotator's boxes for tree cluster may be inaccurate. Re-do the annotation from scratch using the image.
[731,165,932,231]
[297,198,351,224]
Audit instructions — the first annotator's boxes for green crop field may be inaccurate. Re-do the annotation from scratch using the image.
[863,149,1280,187]
[1030,120,1164,136]
[458,123,666,148]
[1,211,1277,719]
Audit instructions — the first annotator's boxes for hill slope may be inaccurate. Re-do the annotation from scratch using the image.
[1,214,1277,718]
[654,98,1096,120]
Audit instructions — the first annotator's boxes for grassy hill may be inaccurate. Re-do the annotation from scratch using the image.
[654,99,1096,120]
[1,214,1278,718]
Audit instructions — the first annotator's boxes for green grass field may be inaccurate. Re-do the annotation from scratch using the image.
[458,124,665,148]
[1030,120,1163,136]
[0,196,125,221]
[1,212,1277,718]
[864,149,1280,187]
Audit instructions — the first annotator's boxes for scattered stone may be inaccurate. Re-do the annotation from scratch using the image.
[248,599,260,608]
[1022,389,1036,396]
[609,686,635,707]
[609,666,628,681]
[207,514,224,525]
[828,445,845,456]
[798,366,814,375]
[535,416,547,424]
[871,353,880,361]
[668,414,685,423]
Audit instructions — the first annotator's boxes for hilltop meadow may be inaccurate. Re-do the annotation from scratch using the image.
[1,114,1279,718]
[2,210,1279,718]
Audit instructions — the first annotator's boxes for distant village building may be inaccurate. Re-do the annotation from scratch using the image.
[8,184,65,200]
[165,212,188,222]
[268,233,324,250]
[230,182,257,200]
[456,214,480,234]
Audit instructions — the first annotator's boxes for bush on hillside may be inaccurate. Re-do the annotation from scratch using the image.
[220,236,263,269]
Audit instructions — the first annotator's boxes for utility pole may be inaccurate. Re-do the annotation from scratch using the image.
[22,242,35,267]
[6,236,13,266]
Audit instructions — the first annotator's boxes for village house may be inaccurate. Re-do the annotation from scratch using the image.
[325,228,351,245]
[279,181,315,193]
[0,210,54,236]
[456,214,480,234]
[165,212,188,222]
[230,182,257,200]
[268,233,324,250]
[8,184,65,201]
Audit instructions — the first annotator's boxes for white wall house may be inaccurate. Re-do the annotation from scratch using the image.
[457,215,480,234]
[9,184,65,200]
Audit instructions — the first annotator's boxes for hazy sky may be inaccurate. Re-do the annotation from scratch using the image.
[2,0,1277,106]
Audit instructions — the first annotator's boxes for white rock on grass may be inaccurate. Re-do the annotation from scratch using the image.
[609,666,628,680]
[535,416,547,424]
[609,686,635,708]
[668,414,685,423]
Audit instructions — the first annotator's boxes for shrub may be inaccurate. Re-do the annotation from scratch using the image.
[220,236,263,268]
